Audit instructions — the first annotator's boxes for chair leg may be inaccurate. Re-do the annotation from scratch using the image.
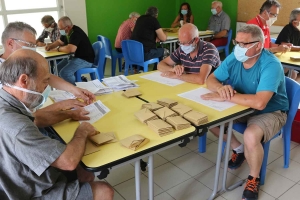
[118,58,122,72]
[75,72,82,82]
[198,133,207,153]
[260,142,270,185]
[143,63,148,72]
[111,58,117,76]
[124,63,130,76]
[283,130,291,168]
[90,72,96,80]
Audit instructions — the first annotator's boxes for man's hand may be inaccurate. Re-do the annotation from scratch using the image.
[70,87,96,104]
[277,44,291,53]
[172,65,184,76]
[216,85,236,100]
[76,122,99,137]
[36,42,46,47]
[70,107,90,121]
[161,71,180,79]
[59,99,87,110]
[201,92,225,102]
[45,45,52,51]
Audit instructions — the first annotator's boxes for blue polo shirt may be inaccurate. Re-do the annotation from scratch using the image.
[214,49,289,114]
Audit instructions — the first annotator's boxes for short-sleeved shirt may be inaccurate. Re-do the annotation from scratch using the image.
[131,15,161,53]
[247,15,270,48]
[37,22,61,43]
[275,23,300,46]
[170,40,221,73]
[0,89,81,200]
[115,19,135,48]
[208,11,231,36]
[214,49,289,114]
[60,25,95,63]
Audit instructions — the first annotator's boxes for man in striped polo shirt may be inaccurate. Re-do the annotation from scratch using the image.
[158,23,220,84]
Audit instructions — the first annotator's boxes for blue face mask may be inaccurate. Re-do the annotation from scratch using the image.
[211,8,217,15]
[59,29,66,36]
[233,43,261,62]
[180,43,196,54]
[181,10,188,15]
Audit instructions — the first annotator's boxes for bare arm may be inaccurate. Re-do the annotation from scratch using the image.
[280,42,300,51]
[206,73,223,91]
[156,28,167,42]
[178,64,212,85]
[171,15,180,28]
[58,44,77,53]
[268,42,291,53]
[51,122,98,170]
[45,40,64,51]
[213,30,228,38]
[157,56,176,72]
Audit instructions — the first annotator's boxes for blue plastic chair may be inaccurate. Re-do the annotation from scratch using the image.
[75,41,105,81]
[121,40,159,76]
[199,77,300,185]
[217,29,232,57]
[97,35,123,77]
[271,38,277,43]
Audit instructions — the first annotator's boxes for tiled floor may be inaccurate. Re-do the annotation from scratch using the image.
[95,59,300,200]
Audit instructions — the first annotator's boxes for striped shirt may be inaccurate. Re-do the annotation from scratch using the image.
[170,40,221,73]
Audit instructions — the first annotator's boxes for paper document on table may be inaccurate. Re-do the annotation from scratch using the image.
[140,71,185,86]
[80,100,110,124]
[178,87,236,111]
[49,90,76,102]
[75,79,113,95]
[102,75,138,91]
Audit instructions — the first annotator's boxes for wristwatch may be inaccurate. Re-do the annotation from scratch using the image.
[56,46,60,52]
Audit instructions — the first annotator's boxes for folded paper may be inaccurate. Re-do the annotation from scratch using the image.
[135,108,159,124]
[154,107,178,120]
[171,103,193,116]
[122,89,142,98]
[157,98,178,108]
[120,134,149,151]
[89,132,115,146]
[183,110,208,126]
[141,102,163,111]
[166,116,191,130]
[147,119,173,137]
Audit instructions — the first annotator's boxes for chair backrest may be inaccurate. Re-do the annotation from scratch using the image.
[271,38,276,43]
[92,41,105,71]
[284,77,300,129]
[226,29,232,47]
[121,40,145,63]
[97,35,112,58]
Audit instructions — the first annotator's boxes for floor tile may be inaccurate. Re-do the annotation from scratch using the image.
[139,154,169,170]
[154,192,175,200]
[171,152,214,176]
[153,162,191,190]
[113,190,125,200]
[290,145,300,163]
[267,157,300,182]
[158,145,191,161]
[269,137,299,155]
[196,142,220,163]
[105,164,135,186]
[186,136,213,151]
[167,178,213,200]
[114,173,163,200]
[277,183,300,200]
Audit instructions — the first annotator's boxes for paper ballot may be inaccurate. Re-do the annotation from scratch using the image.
[75,79,113,95]
[79,100,110,124]
[140,71,184,86]
[102,75,138,91]
[49,90,76,102]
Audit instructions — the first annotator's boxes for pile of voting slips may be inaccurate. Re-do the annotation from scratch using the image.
[154,107,178,120]
[134,108,159,124]
[157,98,178,108]
[147,119,173,136]
[183,110,208,126]
[166,116,191,130]
[171,103,193,116]
[120,134,149,151]
[89,132,117,146]
[122,89,142,98]
[141,102,163,111]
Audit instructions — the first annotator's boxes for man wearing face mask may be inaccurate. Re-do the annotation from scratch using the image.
[206,1,231,47]
[36,15,60,47]
[158,23,220,84]
[0,49,114,200]
[45,16,95,85]
[247,0,291,53]
[201,24,288,200]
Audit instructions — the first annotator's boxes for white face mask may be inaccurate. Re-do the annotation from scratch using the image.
[180,43,196,54]
[22,46,36,51]
[45,27,54,32]
[234,43,261,62]
[266,17,277,27]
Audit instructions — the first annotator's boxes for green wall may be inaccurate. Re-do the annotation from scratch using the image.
[86,0,238,46]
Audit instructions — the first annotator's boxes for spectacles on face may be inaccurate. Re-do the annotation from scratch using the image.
[11,38,37,48]
[232,39,259,48]
[268,11,278,18]
[177,37,196,45]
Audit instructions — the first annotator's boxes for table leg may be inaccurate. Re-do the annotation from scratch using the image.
[208,124,225,200]
[169,43,172,54]
[135,160,141,200]
[148,155,154,200]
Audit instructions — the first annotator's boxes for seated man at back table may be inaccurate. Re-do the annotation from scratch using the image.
[157,23,220,84]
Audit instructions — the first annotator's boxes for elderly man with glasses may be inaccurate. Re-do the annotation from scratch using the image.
[157,23,221,84]
[36,15,60,47]
[201,24,288,200]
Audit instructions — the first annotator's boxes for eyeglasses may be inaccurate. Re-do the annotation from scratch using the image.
[177,37,196,45]
[11,38,36,48]
[268,12,278,18]
[232,39,259,48]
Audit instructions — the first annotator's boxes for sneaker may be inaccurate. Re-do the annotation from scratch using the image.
[228,150,245,169]
[242,175,260,200]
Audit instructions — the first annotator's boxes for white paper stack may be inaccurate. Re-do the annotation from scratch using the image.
[75,79,113,95]
[102,75,138,91]
[79,100,110,124]
[49,90,76,102]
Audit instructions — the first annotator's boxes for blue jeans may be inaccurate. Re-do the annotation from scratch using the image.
[144,48,164,70]
[57,57,93,85]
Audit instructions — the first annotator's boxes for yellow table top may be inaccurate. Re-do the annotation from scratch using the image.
[275,51,300,66]
[52,91,195,170]
[36,47,71,59]
[128,71,252,126]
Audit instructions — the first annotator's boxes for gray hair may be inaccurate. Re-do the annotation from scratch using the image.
[0,55,38,85]
[212,1,223,8]
[41,15,55,25]
[146,6,159,17]
[237,24,265,45]
[58,16,73,27]
[259,0,281,14]
[1,22,36,47]
[289,8,300,23]
[129,12,140,18]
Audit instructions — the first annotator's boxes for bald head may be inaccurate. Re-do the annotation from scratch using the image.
[179,23,199,39]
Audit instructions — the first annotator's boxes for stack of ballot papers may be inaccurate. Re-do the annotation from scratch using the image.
[134,108,159,124]
[154,107,178,120]
[75,79,113,95]
[171,103,193,116]
[147,119,173,136]
[183,110,208,126]
[157,98,178,108]
[49,90,76,102]
[120,134,149,151]
[102,75,138,91]
[141,102,163,111]
[89,132,117,146]
[166,116,191,130]
[79,100,110,124]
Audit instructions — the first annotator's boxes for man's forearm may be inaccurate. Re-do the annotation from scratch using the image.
[178,74,206,85]
[157,62,173,72]
[49,74,75,91]
[206,75,223,91]
[34,110,74,127]
[229,93,265,110]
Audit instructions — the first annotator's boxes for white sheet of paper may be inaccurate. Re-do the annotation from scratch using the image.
[140,71,185,86]
[178,87,236,111]
[36,47,48,52]
[49,90,76,102]
[75,79,113,95]
[102,75,138,91]
[80,100,110,124]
